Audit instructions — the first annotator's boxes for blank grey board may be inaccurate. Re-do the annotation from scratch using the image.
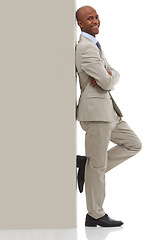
[0,0,76,229]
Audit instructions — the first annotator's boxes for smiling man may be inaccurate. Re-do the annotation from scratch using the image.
[75,6,142,227]
[76,6,100,36]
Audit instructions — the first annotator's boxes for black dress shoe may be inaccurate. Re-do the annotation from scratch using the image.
[85,214,123,227]
[76,155,87,193]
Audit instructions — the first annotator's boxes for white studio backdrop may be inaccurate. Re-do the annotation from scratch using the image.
[76,0,151,239]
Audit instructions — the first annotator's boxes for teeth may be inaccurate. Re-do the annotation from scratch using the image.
[92,26,98,28]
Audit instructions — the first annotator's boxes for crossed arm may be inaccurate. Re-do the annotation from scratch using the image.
[81,44,120,90]
[89,69,113,87]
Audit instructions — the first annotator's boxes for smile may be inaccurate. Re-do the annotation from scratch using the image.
[92,25,99,28]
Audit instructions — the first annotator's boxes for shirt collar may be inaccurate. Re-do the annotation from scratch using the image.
[81,32,98,45]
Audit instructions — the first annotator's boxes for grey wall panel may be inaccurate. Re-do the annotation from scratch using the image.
[0,0,76,229]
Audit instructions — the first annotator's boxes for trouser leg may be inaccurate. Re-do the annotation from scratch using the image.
[80,117,142,219]
[80,121,112,219]
[106,120,142,172]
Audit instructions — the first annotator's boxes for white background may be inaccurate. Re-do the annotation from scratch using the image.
[0,1,150,239]
[76,0,151,240]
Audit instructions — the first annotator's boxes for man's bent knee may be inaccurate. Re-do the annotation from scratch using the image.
[131,137,142,153]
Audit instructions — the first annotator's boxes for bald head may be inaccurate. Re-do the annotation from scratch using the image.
[76,5,100,37]
[76,5,96,21]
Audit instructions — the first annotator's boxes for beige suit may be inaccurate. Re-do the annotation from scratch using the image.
[76,35,142,219]
[76,35,122,121]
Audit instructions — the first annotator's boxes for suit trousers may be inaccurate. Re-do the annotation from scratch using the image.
[80,110,142,219]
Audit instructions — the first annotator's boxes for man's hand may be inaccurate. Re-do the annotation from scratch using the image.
[106,69,112,76]
[89,77,98,87]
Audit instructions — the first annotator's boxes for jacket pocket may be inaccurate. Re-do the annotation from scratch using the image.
[87,92,105,99]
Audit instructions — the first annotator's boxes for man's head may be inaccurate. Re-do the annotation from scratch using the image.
[76,6,100,37]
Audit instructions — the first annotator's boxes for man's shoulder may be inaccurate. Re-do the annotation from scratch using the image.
[77,35,95,46]
[76,35,97,54]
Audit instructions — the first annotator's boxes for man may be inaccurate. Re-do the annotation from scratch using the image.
[75,5,142,227]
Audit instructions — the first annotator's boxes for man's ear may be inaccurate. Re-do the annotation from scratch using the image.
[77,21,83,29]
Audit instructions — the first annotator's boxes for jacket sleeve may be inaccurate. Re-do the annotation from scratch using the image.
[81,45,120,91]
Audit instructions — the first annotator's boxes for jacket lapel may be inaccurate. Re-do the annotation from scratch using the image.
[79,35,105,60]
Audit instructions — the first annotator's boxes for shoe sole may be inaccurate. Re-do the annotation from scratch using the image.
[85,222,97,227]
[85,222,123,227]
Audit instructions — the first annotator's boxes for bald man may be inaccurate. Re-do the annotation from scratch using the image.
[75,6,142,227]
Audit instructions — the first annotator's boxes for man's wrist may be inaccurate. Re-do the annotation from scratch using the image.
[110,69,114,77]
[107,68,114,77]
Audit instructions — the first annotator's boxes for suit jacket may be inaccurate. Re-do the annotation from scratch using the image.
[75,35,122,122]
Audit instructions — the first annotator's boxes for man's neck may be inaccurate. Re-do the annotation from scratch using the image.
[81,32,98,45]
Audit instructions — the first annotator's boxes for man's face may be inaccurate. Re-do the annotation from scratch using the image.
[77,7,100,37]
